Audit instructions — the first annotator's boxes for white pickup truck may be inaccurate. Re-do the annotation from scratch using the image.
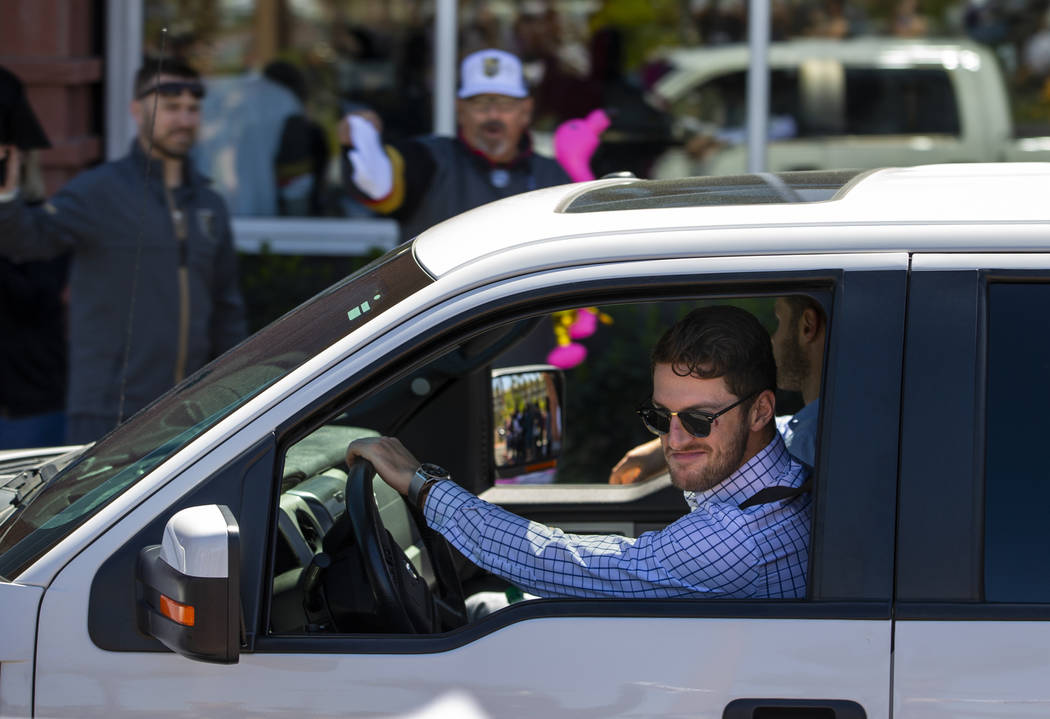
[3,163,1050,717]
[648,37,1050,177]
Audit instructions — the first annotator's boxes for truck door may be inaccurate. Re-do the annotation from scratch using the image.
[894,255,1050,717]
[35,255,904,718]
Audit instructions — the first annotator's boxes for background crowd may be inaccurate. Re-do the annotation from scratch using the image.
[5,0,1050,449]
[147,0,1050,217]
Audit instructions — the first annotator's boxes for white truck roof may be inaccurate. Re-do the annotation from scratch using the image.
[414,163,1050,277]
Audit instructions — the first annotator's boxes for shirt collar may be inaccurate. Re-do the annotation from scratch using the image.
[683,433,794,511]
[789,398,820,426]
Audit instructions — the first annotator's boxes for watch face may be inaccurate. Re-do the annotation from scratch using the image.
[419,462,449,479]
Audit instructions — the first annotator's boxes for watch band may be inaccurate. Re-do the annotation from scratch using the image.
[407,471,431,504]
[415,478,440,512]
[408,463,449,511]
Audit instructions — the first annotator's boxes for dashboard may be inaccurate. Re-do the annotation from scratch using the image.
[269,424,436,633]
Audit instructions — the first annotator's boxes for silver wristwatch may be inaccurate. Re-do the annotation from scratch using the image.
[407,462,450,510]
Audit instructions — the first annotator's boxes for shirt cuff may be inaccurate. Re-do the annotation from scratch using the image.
[423,480,475,528]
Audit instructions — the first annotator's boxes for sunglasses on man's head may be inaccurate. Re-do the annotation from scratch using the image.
[137,81,206,100]
[636,391,758,438]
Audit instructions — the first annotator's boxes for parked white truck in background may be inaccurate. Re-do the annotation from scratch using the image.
[647,37,1050,177]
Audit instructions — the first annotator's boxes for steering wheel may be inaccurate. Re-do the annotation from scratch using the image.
[345,459,468,633]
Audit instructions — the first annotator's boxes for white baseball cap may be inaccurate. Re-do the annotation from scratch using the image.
[457,49,528,99]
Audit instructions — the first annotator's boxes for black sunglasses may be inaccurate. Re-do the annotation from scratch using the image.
[636,391,758,439]
[137,81,206,100]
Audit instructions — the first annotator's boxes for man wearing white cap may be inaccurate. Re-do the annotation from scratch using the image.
[339,48,570,242]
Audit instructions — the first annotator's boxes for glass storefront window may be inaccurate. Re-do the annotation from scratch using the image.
[144,0,1050,217]
[144,0,432,219]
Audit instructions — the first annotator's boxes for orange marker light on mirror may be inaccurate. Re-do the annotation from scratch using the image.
[159,594,195,626]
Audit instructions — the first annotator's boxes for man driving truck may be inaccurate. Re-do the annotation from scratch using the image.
[608,295,826,483]
[347,305,811,603]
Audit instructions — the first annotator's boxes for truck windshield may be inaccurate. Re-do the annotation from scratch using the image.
[0,244,431,579]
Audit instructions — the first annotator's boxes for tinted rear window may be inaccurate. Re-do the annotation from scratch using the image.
[984,282,1050,602]
[845,68,960,136]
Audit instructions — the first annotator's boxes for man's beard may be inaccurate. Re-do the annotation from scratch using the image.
[152,131,194,159]
[473,120,510,159]
[141,116,195,159]
[666,417,751,493]
[776,329,809,394]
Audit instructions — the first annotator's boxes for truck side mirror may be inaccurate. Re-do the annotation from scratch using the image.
[491,364,565,484]
[136,504,241,664]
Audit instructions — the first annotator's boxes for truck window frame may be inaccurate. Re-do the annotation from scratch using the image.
[250,264,902,654]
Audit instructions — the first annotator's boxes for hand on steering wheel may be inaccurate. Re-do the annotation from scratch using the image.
[344,458,468,633]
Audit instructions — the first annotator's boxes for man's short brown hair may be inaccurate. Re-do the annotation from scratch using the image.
[780,294,826,326]
[651,305,776,400]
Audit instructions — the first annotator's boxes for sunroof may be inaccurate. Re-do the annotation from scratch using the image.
[563,169,865,213]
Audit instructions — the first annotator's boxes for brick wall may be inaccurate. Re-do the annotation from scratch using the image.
[0,0,103,195]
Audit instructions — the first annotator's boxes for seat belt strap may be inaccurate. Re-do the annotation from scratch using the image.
[738,478,812,510]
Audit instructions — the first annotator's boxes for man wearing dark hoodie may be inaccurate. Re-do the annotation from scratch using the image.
[0,59,246,444]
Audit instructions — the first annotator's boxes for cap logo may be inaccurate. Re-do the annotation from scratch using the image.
[483,57,500,77]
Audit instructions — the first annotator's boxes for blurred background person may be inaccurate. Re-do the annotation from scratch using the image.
[891,0,929,37]
[190,39,304,216]
[0,59,246,444]
[339,48,572,243]
[264,60,331,217]
[0,65,67,449]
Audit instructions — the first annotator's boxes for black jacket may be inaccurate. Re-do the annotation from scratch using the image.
[0,255,66,417]
[0,141,246,434]
[346,134,571,242]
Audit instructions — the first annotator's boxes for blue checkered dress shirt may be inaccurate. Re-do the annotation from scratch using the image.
[424,433,811,599]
